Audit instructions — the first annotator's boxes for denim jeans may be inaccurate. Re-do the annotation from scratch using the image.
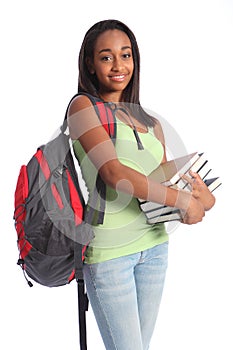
[83,241,169,350]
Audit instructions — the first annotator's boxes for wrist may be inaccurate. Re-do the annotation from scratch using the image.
[171,188,193,211]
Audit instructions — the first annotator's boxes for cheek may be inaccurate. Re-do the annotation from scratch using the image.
[128,60,134,73]
[128,62,134,79]
[95,64,109,78]
[95,69,107,84]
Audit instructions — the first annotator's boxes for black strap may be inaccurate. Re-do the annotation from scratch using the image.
[74,239,88,350]
[77,280,88,350]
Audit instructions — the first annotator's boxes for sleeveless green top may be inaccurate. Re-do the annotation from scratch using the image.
[73,117,168,264]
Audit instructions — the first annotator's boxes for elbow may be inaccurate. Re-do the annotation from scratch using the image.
[98,160,125,189]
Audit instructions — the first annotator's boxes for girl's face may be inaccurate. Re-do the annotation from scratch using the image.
[89,29,134,100]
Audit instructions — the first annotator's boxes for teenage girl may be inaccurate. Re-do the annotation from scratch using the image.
[68,19,215,350]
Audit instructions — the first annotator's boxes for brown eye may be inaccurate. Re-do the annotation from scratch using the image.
[101,56,112,62]
[122,53,131,59]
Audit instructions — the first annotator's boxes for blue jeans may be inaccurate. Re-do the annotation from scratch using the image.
[83,242,169,350]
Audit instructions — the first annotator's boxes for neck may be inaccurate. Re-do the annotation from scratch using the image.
[99,91,123,103]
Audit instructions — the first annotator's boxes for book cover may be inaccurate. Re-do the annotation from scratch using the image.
[148,152,200,186]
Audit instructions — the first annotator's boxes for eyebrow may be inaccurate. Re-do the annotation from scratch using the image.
[98,46,132,54]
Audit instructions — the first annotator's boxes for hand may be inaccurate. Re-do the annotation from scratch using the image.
[180,195,205,225]
[182,171,216,211]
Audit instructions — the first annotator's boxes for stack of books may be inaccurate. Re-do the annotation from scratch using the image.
[139,152,221,224]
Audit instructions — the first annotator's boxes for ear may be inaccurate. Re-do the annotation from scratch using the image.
[86,57,95,74]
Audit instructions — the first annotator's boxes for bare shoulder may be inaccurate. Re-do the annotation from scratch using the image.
[153,118,165,141]
[68,94,100,139]
[68,94,93,117]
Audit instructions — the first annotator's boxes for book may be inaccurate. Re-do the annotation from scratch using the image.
[139,152,204,208]
[145,177,222,224]
[141,157,212,213]
[143,204,178,219]
[177,152,205,188]
[147,152,200,186]
[138,152,221,224]
[177,154,212,189]
[204,177,222,192]
[196,163,212,181]
[147,209,181,224]
[142,177,221,224]
[138,152,200,205]
[188,152,206,173]
[140,201,174,215]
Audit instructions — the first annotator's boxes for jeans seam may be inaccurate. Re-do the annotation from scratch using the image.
[89,265,119,350]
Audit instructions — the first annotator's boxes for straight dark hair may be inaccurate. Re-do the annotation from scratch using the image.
[78,19,156,127]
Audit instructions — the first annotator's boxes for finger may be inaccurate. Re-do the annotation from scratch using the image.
[189,170,201,180]
[189,170,206,186]
[180,173,193,185]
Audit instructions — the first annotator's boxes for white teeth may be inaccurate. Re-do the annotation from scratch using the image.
[112,75,124,79]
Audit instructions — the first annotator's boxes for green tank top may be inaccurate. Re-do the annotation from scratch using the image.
[73,117,168,264]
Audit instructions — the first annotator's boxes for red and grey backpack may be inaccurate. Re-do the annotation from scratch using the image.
[13,92,116,350]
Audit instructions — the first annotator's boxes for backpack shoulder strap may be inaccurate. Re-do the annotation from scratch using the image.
[80,92,117,141]
[63,92,117,141]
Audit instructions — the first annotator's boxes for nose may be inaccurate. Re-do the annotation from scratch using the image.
[111,57,123,71]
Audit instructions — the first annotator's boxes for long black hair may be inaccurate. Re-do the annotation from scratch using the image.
[78,19,156,127]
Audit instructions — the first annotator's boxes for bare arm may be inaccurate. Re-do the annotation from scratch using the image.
[68,95,205,224]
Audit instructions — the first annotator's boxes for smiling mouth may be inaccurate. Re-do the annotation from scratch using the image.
[109,74,126,82]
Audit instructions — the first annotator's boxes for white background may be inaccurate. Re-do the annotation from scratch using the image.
[1,0,232,349]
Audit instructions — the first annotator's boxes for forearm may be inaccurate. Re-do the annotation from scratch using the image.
[99,161,192,211]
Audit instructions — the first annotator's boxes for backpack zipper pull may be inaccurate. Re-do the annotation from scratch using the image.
[17,258,33,287]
